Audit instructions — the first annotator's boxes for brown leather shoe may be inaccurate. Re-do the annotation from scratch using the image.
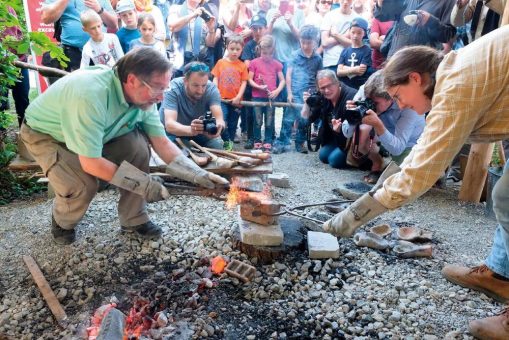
[441,264,509,303]
[469,307,509,340]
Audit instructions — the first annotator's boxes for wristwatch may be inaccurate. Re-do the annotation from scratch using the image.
[97,7,104,14]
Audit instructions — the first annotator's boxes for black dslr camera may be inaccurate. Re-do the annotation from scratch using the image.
[199,8,212,22]
[202,111,218,135]
[305,91,327,111]
[343,98,376,125]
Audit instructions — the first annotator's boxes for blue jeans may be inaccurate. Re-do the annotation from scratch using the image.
[220,102,241,142]
[319,143,347,169]
[277,99,307,146]
[485,161,509,278]
[252,98,275,144]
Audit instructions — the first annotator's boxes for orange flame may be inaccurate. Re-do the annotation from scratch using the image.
[211,256,227,274]
[226,178,272,209]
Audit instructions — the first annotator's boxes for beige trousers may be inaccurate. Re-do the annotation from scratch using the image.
[20,124,151,229]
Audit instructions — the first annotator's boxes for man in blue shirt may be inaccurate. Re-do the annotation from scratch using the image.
[42,0,118,71]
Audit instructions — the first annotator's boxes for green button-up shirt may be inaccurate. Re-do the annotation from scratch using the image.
[25,66,166,158]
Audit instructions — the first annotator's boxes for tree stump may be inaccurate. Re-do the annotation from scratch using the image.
[232,216,306,264]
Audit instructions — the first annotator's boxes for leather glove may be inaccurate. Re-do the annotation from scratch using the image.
[323,192,387,237]
[109,161,169,203]
[165,154,229,189]
[323,162,400,237]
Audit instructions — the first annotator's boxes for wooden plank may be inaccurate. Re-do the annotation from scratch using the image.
[23,255,68,327]
[459,143,494,202]
[8,155,41,171]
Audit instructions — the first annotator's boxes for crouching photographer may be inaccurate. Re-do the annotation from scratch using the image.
[160,62,225,149]
[340,71,425,183]
[302,69,357,169]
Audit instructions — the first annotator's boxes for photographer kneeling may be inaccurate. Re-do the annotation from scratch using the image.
[340,71,425,183]
[160,62,226,149]
[303,69,357,169]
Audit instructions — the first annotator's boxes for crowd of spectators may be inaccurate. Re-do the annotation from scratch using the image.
[34,0,488,183]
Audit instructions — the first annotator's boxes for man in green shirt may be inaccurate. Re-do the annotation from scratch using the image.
[21,47,228,245]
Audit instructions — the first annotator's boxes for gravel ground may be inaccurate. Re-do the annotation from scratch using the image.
[0,146,504,339]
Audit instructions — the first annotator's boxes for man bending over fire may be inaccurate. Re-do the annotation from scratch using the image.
[21,48,228,245]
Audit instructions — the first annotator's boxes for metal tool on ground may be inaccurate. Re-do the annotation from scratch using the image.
[175,138,209,166]
[23,255,68,327]
[189,140,236,169]
[204,147,263,167]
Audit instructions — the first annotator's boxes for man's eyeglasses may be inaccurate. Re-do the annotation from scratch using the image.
[318,82,335,92]
[390,85,401,103]
[319,0,333,5]
[141,79,170,96]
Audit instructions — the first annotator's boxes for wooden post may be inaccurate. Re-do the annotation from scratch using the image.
[459,143,494,202]
[23,255,68,327]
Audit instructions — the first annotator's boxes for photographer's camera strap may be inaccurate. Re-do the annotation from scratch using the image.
[350,125,375,161]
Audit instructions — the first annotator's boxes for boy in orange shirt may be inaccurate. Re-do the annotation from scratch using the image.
[211,35,248,151]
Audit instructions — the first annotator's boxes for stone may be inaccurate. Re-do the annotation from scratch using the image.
[268,173,290,188]
[239,218,283,246]
[233,175,264,192]
[307,232,340,259]
[334,181,372,200]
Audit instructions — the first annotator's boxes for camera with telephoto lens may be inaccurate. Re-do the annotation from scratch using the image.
[305,91,327,111]
[199,8,212,22]
[343,98,376,125]
[202,111,218,135]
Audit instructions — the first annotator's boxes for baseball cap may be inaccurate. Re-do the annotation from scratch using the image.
[250,14,267,28]
[350,17,369,33]
[116,0,135,13]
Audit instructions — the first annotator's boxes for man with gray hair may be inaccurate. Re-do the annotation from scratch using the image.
[302,69,356,168]
[20,48,228,245]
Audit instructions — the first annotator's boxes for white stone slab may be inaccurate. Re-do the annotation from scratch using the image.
[307,231,340,259]
[239,218,284,246]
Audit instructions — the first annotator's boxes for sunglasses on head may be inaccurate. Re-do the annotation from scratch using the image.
[319,0,333,4]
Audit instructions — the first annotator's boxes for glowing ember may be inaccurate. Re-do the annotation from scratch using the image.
[210,255,227,274]
[87,303,117,340]
[226,178,271,210]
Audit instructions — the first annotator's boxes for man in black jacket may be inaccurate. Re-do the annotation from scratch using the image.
[302,69,357,169]
[375,0,457,58]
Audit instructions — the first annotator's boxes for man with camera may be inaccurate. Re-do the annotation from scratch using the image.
[303,69,357,169]
[160,62,225,149]
[339,71,425,183]
[167,0,222,77]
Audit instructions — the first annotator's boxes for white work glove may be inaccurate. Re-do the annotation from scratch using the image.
[110,161,169,203]
[323,161,401,237]
[165,154,229,189]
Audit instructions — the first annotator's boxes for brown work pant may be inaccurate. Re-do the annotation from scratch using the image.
[20,124,151,229]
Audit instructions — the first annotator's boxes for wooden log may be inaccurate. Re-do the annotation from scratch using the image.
[13,60,69,78]
[232,216,306,264]
[221,99,303,109]
[23,255,68,327]
[459,143,494,203]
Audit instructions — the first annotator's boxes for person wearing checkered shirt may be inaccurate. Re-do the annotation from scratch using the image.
[323,25,509,338]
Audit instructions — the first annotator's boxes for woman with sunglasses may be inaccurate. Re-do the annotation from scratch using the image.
[305,0,332,29]
[323,27,509,339]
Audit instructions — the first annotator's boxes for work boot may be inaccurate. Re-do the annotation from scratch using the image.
[442,264,509,303]
[51,215,76,245]
[295,143,308,154]
[121,221,162,239]
[469,306,509,340]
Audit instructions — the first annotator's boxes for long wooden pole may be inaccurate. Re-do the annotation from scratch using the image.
[13,60,69,78]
